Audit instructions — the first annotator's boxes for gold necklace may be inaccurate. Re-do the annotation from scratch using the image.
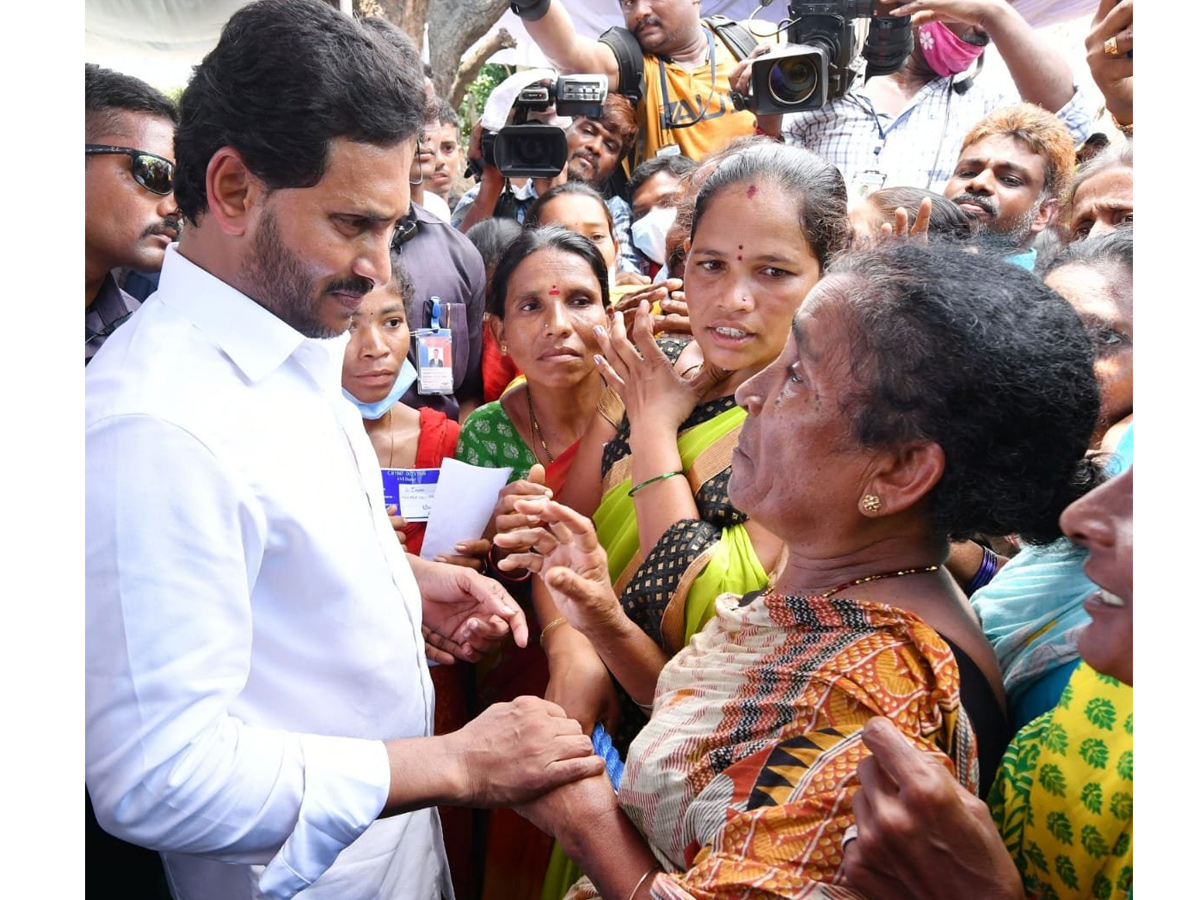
[525,387,555,463]
[818,565,941,599]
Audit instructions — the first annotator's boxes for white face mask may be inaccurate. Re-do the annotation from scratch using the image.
[631,205,677,266]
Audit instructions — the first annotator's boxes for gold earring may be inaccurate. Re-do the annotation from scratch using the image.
[500,342,508,354]
[861,494,882,513]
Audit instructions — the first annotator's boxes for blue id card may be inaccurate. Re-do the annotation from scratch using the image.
[380,468,441,522]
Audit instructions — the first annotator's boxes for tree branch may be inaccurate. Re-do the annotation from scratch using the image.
[449,28,517,108]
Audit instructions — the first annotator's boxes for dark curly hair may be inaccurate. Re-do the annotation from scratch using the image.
[691,142,848,270]
[487,226,610,318]
[173,0,425,223]
[826,242,1103,544]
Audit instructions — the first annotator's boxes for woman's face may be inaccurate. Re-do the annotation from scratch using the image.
[1044,262,1133,437]
[685,181,822,377]
[494,246,608,390]
[1060,467,1133,685]
[342,285,411,403]
[535,194,618,271]
[729,278,876,542]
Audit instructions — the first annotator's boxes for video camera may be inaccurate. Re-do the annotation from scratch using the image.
[478,74,608,178]
[730,0,912,114]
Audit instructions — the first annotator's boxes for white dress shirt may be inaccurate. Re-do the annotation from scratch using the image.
[86,246,452,900]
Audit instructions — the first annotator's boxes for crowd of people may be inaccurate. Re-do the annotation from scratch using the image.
[84,0,1134,898]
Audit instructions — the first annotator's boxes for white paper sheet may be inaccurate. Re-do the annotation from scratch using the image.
[418,458,512,560]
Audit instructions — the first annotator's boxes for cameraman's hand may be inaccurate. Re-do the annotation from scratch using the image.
[1085,0,1132,126]
[883,0,1004,32]
[729,42,782,137]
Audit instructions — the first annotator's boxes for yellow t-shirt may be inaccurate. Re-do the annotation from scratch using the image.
[635,25,759,166]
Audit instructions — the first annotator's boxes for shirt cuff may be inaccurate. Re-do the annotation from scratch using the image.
[257,735,391,899]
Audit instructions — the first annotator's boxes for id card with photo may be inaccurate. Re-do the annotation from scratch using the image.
[413,329,454,395]
[380,467,440,522]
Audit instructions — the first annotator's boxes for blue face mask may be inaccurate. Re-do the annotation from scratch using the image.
[343,360,418,420]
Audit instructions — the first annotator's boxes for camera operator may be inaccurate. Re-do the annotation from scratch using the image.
[509,0,776,167]
[453,91,644,277]
[755,0,1092,195]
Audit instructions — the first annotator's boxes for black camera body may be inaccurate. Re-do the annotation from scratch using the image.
[730,0,912,114]
[481,74,608,178]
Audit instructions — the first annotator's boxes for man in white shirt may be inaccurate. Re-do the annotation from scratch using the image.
[85,3,602,899]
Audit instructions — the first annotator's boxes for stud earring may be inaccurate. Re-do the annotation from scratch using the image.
[861,494,882,513]
[500,342,508,354]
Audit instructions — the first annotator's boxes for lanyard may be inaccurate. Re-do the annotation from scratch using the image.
[659,25,718,131]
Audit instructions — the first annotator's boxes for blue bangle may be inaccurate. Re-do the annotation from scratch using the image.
[966,546,1000,595]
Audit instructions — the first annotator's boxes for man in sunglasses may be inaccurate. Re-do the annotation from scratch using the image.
[85,3,602,899]
[85,63,180,364]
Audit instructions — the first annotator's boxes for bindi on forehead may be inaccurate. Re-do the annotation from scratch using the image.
[549,285,560,295]
[746,184,757,199]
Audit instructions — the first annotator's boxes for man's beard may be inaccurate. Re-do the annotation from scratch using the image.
[950,192,1040,252]
[567,151,602,188]
[241,208,370,339]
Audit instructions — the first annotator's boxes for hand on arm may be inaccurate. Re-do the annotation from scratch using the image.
[886,0,1076,111]
[612,277,690,336]
[382,695,604,813]
[1085,0,1133,126]
[838,717,1024,900]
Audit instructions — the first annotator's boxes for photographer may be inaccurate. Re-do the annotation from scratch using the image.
[454,90,644,276]
[763,0,1092,194]
[510,0,773,166]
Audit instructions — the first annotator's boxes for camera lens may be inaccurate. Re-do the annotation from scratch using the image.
[518,136,547,163]
[767,57,819,105]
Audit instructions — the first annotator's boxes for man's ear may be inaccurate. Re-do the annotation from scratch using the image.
[860,442,946,519]
[205,147,266,237]
[1029,196,1060,236]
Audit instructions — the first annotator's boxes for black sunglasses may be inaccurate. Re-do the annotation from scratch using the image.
[85,144,175,196]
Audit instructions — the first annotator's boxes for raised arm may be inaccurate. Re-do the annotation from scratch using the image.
[511,0,621,91]
[887,0,1077,111]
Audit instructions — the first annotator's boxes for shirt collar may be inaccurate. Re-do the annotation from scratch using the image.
[155,245,346,388]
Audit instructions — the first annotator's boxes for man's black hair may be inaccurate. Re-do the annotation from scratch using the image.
[85,63,178,142]
[628,154,698,199]
[173,0,425,223]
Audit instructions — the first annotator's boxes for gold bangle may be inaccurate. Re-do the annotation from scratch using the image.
[627,866,658,900]
[1108,109,1132,136]
[539,617,568,647]
[596,386,625,431]
[628,470,684,497]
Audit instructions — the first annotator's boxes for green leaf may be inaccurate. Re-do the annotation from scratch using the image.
[1060,681,1074,708]
[1081,824,1108,858]
[1093,872,1113,900]
[1096,672,1121,686]
[1038,763,1068,797]
[1081,781,1103,814]
[1026,841,1050,874]
[1080,737,1110,769]
[1123,712,1132,735]
[1117,749,1133,781]
[1085,697,1117,730]
[1109,791,1133,820]
[1117,865,1132,891]
[1043,722,1070,756]
[1040,882,1060,900]
[1047,811,1074,845]
[1055,854,1080,890]
[1113,831,1130,856]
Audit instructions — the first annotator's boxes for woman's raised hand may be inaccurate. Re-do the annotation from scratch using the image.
[492,496,622,638]
[594,300,724,432]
